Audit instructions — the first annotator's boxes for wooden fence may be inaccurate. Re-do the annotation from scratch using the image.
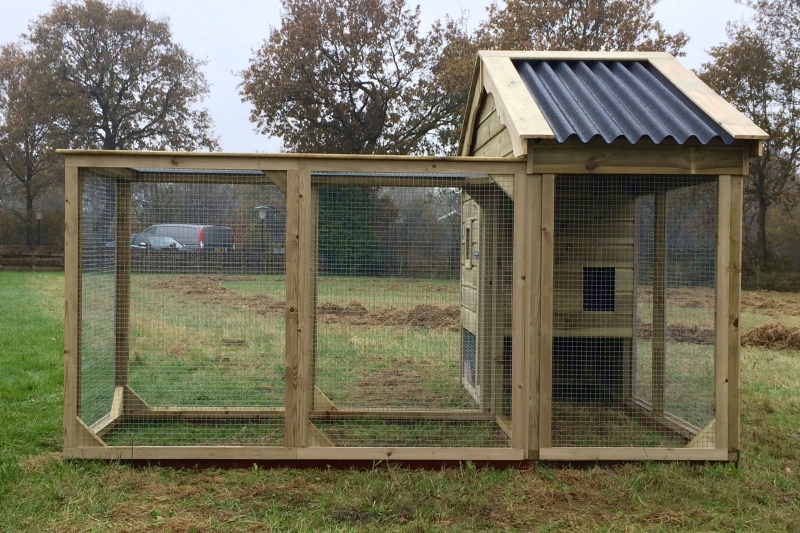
[0,246,64,271]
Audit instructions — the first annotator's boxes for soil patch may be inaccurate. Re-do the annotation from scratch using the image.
[149,275,284,315]
[636,321,715,345]
[152,277,460,330]
[742,324,800,350]
[741,291,800,317]
[317,300,460,330]
[637,286,800,317]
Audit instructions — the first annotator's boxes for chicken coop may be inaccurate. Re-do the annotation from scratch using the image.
[62,51,766,462]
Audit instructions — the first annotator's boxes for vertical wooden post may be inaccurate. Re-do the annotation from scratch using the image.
[716,176,732,450]
[728,176,744,459]
[652,191,667,415]
[728,175,743,455]
[538,173,555,450]
[285,169,312,448]
[511,173,530,454]
[63,165,81,449]
[114,180,131,387]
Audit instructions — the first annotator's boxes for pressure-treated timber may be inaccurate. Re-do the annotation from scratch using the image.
[652,191,667,414]
[122,385,152,416]
[125,407,491,421]
[63,165,80,449]
[625,398,699,441]
[481,56,553,156]
[528,141,746,176]
[715,176,732,450]
[284,169,313,448]
[64,446,523,461]
[728,175,743,452]
[686,419,716,448]
[538,174,555,449]
[295,447,524,461]
[539,447,729,462]
[76,418,106,447]
[511,172,536,454]
[59,151,528,176]
[313,386,338,411]
[264,170,288,195]
[90,386,124,437]
[309,423,335,447]
[115,180,131,387]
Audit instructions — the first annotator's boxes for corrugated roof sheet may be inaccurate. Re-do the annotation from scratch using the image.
[515,60,735,145]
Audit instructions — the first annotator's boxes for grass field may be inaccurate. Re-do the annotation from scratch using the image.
[1,271,799,531]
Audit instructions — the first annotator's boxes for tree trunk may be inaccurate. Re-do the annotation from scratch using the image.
[755,170,770,269]
[24,182,35,246]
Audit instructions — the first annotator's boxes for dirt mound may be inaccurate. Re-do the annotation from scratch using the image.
[150,276,284,315]
[317,301,460,330]
[151,277,459,330]
[741,292,800,317]
[406,304,460,329]
[636,286,715,309]
[636,321,715,345]
[742,324,800,350]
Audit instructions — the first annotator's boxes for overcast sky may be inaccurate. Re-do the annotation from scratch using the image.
[1,0,754,153]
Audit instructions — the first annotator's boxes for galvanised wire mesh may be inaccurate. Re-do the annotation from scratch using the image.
[79,172,117,426]
[78,170,516,450]
[551,175,717,448]
[80,170,287,446]
[311,177,513,447]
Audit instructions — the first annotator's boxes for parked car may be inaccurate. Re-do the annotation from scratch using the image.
[131,234,184,251]
[140,224,234,252]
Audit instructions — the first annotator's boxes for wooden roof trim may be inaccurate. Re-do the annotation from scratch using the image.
[478,50,672,61]
[481,55,554,156]
[458,57,484,156]
[647,56,769,140]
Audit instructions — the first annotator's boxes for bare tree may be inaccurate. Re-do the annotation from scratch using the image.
[699,0,800,271]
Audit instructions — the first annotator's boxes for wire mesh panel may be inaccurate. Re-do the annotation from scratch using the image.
[80,171,287,446]
[79,172,117,426]
[311,177,513,448]
[635,179,718,448]
[551,175,717,448]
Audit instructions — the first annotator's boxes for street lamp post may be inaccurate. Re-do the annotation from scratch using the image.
[35,209,43,246]
[255,206,270,272]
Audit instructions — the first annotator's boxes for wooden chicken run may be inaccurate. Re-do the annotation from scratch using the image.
[62,51,766,462]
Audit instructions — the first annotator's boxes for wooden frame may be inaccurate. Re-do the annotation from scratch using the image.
[61,149,744,464]
[62,152,530,462]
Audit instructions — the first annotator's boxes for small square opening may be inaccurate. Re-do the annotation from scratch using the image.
[583,267,615,311]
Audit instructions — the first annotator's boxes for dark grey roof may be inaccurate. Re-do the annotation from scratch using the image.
[515,60,735,145]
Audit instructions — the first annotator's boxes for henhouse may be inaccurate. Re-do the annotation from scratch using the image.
[61,51,767,462]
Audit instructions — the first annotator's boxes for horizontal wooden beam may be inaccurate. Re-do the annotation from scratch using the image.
[59,150,527,176]
[295,447,524,461]
[528,142,746,175]
[539,447,729,461]
[63,446,524,461]
[625,398,700,440]
[119,407,493,421]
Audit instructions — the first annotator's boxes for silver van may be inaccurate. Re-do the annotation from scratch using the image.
[141,224,234,252]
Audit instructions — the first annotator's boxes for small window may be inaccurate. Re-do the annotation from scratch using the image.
[583,267,615,311]
[464,227,472,268]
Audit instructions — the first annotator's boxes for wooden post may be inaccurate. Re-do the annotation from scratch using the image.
[715,176,732,450]
[308,186,320,410]
[115,180,131,387]
[728,175,743,455]
[284,169,313,448]
[652,191,667,415]
[538,173,555,450]
[63,165,81,449]
[512,172,542,455]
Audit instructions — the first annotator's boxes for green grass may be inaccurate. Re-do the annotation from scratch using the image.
[2,271,800,531]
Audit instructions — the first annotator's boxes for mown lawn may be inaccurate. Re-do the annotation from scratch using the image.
[1,270,799,532]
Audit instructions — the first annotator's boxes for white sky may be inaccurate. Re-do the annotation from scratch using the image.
[0,0,754,153]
